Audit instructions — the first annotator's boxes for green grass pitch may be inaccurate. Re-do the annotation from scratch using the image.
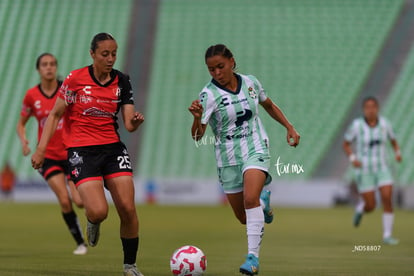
[0,203,413,275]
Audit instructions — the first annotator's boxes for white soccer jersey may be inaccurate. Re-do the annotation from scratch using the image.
[199,74,270,167]
[344,116,396,173]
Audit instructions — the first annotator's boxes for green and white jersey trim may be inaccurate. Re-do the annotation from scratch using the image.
[344,116,396,173]
[199,74,270,167]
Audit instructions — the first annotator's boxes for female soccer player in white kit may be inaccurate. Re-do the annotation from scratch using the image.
[343,96,402,245]
[189,44,300,275]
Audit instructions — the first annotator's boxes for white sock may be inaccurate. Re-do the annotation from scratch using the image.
[355,199,365,213]
[383,213,394,239]
[246,206,264,258]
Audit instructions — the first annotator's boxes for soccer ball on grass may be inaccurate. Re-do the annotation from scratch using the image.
[170,245,207,276]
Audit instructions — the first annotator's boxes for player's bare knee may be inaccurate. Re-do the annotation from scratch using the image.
[364,204,375,212]
[117,202,137,220]
[87,208,108,223]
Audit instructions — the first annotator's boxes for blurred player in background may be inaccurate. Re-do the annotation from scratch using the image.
[31,33,144,276]
[189,44,300,275]
[343,96,402,245]
[16,53,87,255]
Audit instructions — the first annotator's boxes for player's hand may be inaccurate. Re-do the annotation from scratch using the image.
[395,153,402,162]
[287,126,300,147]
[188,100,203,119]
[21,139,31,156]
[131,111,144,128]
[352,160,362,168]
[31,148,45,170]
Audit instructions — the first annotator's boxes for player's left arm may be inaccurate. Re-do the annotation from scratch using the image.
[121,104,144,132]
[390,139,402,162]
[386,120,401,162]
[260,97,300,147]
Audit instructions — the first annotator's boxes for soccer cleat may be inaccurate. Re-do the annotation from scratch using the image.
[383,237,399,245]
[260,190,274,224]
[353,212,363,227]
[123,264,144,276]
[73,243,88,255]
[86,221,100,247]
[239,254,259,275]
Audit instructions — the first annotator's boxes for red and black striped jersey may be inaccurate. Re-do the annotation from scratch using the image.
[21,81,67,160]
[59,65,134,148]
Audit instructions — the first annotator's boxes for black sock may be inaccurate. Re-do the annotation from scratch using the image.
[121,237,139,265]
[62,211,85,245]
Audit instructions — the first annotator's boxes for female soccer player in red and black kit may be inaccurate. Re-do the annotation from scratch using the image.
[31,33,144,276]
[17,53,87,255]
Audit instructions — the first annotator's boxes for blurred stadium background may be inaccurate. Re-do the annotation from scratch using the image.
[1,0,414,207]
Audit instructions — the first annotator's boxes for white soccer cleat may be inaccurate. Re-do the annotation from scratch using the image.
[73,244,88,255]
[123,264,144,276]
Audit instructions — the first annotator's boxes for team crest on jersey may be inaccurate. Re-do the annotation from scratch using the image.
[114,88,121,97]
[69,152,83,166]
[71,167,81,178]
[248,87,257,99]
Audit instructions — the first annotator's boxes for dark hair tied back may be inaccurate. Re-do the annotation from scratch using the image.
[36,53,57,69]
[205,44,236,69]
[362,96,379,107]
[90,32,115,52]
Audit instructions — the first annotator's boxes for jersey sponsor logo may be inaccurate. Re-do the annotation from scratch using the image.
[369,139,382,148]
[34,100,41,109]
[82,107,115,118]
[69,152,83,166]
[235,109,252,127]
[79,95,92,104]
[248,87,257,99]
[225,125,254,140]
[220,97,230,106]
[226,129,254,140]
[83,86,92,94]
[220,97,248,106]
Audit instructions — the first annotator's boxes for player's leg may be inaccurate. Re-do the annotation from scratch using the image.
[226,192,246,224]
[68,179,84,208]
[47,172,86,254]
[354,191,376,227]
[105,176,143,276]
[379,184,398,245]
[239,169,266,275]
[353,171,376,227]
[77,180,108,247]
[102,142,143,276]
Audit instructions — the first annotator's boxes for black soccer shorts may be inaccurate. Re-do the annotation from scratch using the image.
[38,158,70,180]
[67,142,133,186]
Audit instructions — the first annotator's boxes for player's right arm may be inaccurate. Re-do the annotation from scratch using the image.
[31,97,66,169]
[16,115,31,156]
[189,99,207,141]
[343,120,361,168]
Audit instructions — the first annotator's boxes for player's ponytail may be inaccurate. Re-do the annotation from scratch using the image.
[90,32,115,52]
[205,44,236,70]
